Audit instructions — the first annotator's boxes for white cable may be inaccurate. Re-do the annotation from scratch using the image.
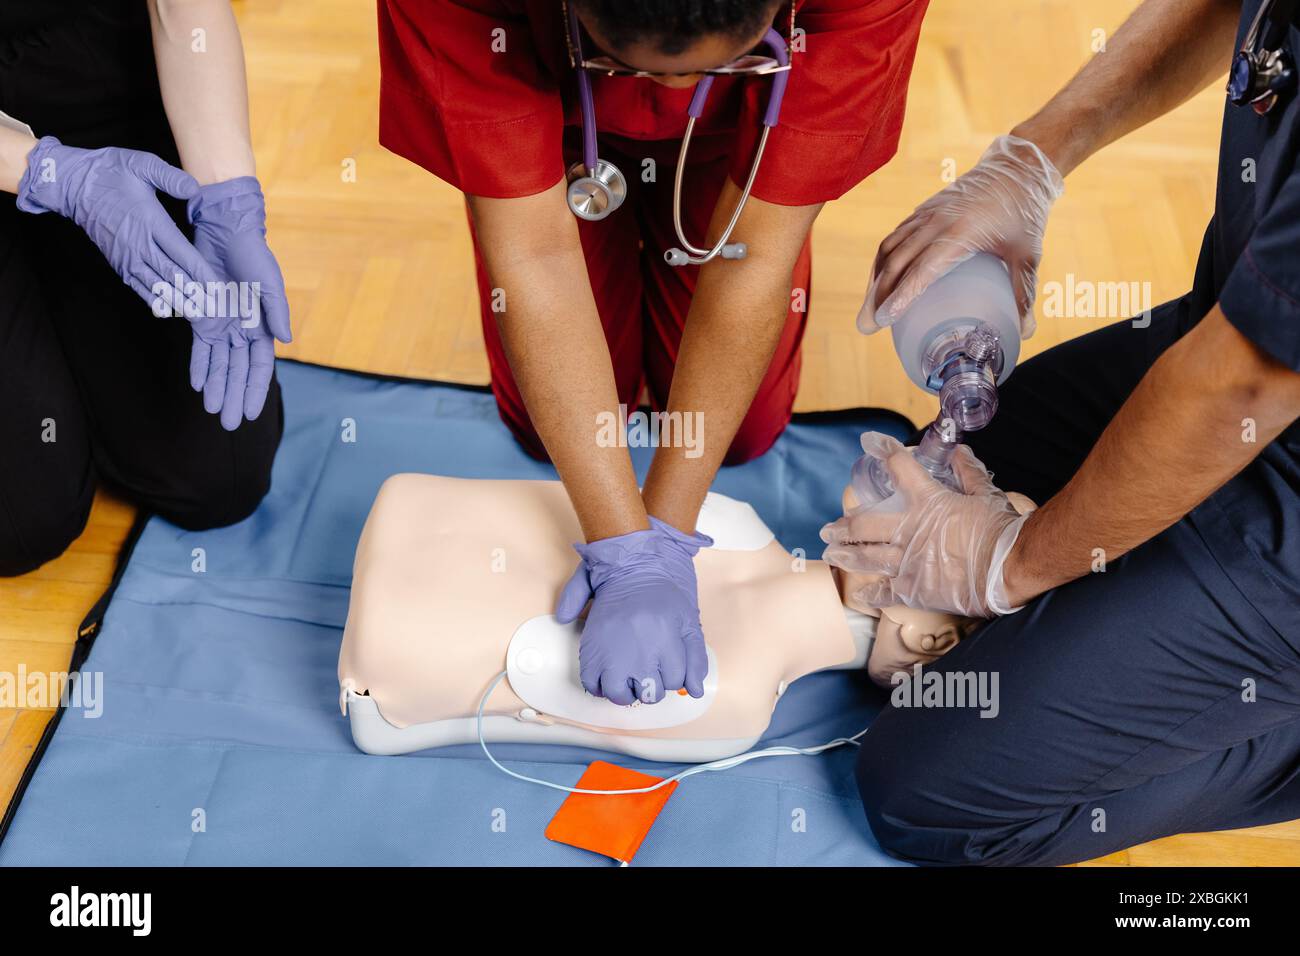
[476,670,869,796]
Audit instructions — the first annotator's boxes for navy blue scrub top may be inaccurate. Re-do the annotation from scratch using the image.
[1184,1,1300,632]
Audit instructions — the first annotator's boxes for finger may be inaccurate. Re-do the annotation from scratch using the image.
[860,430,904,460]
[878,239,976,320]
[127,151,200,201]
[244,336,275,421]
[682,627,708,698]
[578,647,602,698]
[204,338,230,416]
[855,576,897,609]
[252,250,292,343]
[859,219,933,334]
[855,278,887,335]
[875,213,931,268]
[220,343,250,431]
[837,509,899,546]
[189,335,211,393]
[823,543,903,577]
[884,448,941,499]
[657,636,687,695]
[149,250,209,318]
[633,669,665,705]
[950,445,999,496]
[870,221,948,325]
[554,563,593,623]
[1008,254,1039,338]
[132,264,183,317]
[599,669,637,706]
[153,222,224,293]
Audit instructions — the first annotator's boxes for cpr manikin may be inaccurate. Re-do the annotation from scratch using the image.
[338,474,1030,763]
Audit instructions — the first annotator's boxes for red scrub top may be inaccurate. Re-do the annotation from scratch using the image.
[377,0,930,206]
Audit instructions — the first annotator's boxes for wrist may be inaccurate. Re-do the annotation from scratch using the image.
[14,136,71,215]
[1,127,39,196]
[1009,110,1098,179]
[998,516,1048,608]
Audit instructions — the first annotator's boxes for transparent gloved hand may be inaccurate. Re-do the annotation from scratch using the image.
[555,517,712,705]
[820,433,1029,618]
[187,177,292,431]
[16,136,222,310]
[858,134,1064,339]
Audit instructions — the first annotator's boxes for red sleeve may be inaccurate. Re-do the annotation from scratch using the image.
[733,0,930,206]
[377,0,565,198]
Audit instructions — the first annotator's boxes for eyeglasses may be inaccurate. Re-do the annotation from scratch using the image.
[561,0,795,78]
[577,52,790,79]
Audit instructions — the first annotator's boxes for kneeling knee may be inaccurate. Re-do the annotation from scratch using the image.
[158,471,272,531]
[856,741,1026,867]
[0,499,92,577]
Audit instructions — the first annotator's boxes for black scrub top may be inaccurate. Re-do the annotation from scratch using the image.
[1185,0,1300,633]
[0,1,160,149]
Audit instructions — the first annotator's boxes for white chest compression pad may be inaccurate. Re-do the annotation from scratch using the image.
[506,616,720,731]
[502,492,763,731]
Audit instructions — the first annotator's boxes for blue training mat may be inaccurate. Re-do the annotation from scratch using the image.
[0,361,913,866]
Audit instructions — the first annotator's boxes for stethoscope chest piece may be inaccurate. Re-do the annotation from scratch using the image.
[566,159,627,221]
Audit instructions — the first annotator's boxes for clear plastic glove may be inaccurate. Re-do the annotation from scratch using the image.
[555,517,712,706]
[820,433,1029,618]
[858,134,1064,339]
[186,177,292,431]
[16,136,222,310]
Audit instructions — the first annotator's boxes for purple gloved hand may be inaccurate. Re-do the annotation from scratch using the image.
[555,517,713,706]
[187,176,292,431]
[16,136,221,311]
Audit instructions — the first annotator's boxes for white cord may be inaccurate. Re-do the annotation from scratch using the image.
[476,670,869,796]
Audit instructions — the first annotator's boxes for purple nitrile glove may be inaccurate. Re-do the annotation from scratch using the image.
[555,517,713,706]
[16,136,222,312]
[187,176,292,431]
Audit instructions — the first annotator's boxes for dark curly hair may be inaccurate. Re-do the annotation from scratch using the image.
[573,0,784,56]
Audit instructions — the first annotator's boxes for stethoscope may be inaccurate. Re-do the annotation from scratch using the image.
[1228,0,1298,114]
[563,4,790,266]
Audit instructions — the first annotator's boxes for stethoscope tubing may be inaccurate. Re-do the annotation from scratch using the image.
[566,8,790,266]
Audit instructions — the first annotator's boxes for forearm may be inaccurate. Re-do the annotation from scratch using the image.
[643,186,822,531]
[148,0,255,184]
[468,182,646,542]
[1003,308,1300,604]
[0,125,36,194]
[1012,0,1240,175]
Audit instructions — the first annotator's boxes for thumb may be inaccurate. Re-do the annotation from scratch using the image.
[885,448,940,500]
[950,445,999,496]
[554,561,593,623]
[128,151,200,201]
[855,277,886,335]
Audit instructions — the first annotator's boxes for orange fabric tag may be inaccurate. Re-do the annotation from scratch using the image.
[545,761,678,864]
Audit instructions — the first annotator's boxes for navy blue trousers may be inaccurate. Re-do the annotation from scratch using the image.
[855,300,1300,865]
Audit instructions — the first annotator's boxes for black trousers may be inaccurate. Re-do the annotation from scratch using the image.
[856,299,1300,865]
[0,4,282,576]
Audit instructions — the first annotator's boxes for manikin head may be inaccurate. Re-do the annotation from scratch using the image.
[572,0,785,88]
[834,483,1037,687]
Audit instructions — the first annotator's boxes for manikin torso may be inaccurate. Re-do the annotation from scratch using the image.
[339,475,863,761]
[337,474,1016,761]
